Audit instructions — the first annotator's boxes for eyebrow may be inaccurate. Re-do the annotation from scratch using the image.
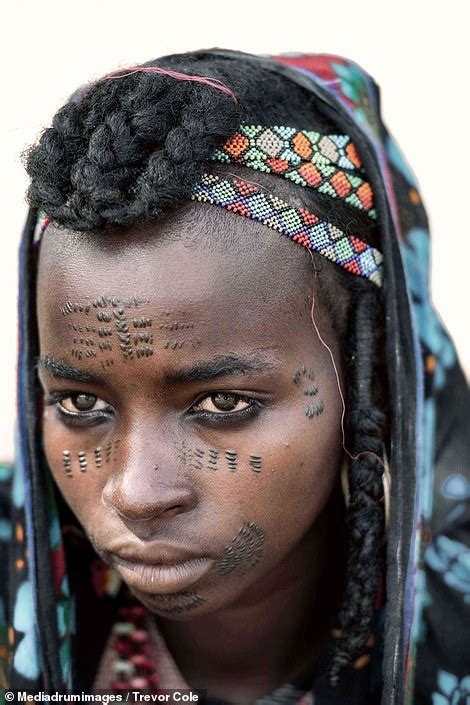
[37,355,106,384]
[165,354,276,386]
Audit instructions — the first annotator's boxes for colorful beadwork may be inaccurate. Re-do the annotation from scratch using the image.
[212,125,376,220]
[192,173,383,287]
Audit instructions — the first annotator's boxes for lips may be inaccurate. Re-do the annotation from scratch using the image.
[109,553,214,594]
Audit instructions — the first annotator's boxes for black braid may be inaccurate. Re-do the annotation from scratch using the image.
[328,279,387,686]
[25,50,389,687]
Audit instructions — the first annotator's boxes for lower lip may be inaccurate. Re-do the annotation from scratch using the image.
[112,555,214,593]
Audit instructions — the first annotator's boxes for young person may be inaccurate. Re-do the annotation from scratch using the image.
[1,49,469,704]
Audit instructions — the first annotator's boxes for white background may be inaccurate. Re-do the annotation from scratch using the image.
[1,0,469,460]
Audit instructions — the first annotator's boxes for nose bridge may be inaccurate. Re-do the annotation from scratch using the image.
[101,420,196,522]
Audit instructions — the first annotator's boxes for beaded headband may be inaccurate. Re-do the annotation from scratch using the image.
[213,125,376,220]
[192,173,383,287]
[37,124,383,287]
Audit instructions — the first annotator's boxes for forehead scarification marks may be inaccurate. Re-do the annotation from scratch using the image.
[60,296,154,365]
[114,307,134,360]
[216,521,265,576]
[293,364,325,420]
[133,316,152,328]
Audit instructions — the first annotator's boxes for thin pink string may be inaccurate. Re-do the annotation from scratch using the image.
[101,66,238,103]
[309,269,384,467]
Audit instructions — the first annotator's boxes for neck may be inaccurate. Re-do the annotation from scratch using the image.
[157,487,345,704]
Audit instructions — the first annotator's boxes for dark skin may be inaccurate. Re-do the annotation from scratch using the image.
[37,206,347,703]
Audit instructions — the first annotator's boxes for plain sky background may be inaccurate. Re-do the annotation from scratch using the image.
[1,0,469,460]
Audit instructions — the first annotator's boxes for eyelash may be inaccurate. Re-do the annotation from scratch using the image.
[189,395,264,425]
[44,392,114,428]
[44,391,264,428]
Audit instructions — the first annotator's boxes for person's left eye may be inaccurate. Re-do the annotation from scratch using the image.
[192,392,254,415]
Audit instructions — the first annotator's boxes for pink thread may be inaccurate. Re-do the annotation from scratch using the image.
[101,66,238,103]
[309,271,384,467]
[39,216,51,237]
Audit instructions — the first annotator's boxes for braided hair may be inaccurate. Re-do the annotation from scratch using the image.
[25,50,388,685]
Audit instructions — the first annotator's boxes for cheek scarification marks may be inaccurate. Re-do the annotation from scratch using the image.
[94,447,102,468]
[249,455,262,473]
[176,442,263,474]
[207,448,219,471]
[225,450,238,472]
[62,450,72,478]
[216,521,265,576]
[293,364,325,419]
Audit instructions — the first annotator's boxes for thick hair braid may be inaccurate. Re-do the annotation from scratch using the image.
[26,71,240,229]
[329,279,386,685]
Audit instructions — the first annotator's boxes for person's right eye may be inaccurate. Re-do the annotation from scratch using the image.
[45,392,115,427]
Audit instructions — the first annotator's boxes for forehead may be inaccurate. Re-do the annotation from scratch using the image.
[36,211,316,369]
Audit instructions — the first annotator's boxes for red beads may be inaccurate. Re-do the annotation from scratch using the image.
[109,602,159,693]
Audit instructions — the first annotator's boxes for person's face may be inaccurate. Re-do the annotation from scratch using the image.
[36,208,344,618]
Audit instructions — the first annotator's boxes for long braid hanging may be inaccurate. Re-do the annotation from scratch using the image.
[329,278,387,686]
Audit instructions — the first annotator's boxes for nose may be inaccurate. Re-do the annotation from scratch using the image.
[101,445,198,523]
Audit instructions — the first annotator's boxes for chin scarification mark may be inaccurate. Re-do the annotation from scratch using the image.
[94,447,102,468]
[249,454,262,474]
[146,590,205,614]
[225,450,238,472]
[62,450,72,478]
[293,364,324,420]
[78,451,87,472]
[216,521,265,575]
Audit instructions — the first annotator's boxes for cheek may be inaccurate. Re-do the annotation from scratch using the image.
[42,406,111,525]
[202,377,343,563]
